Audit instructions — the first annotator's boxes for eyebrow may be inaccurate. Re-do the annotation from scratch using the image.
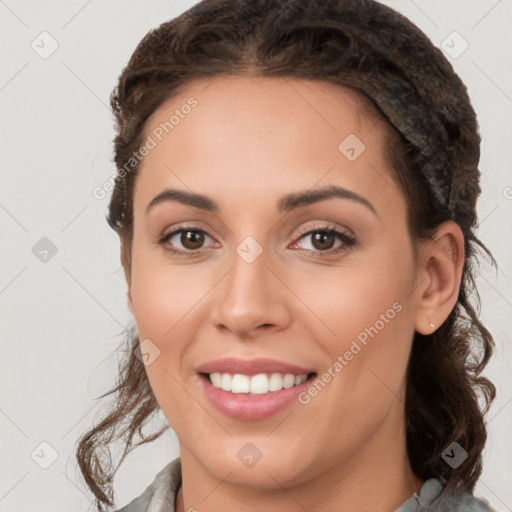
[146,185,378,217]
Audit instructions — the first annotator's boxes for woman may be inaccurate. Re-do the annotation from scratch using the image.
[76,0,498,510]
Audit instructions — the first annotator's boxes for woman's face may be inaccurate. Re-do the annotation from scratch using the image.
[126,76,428,489]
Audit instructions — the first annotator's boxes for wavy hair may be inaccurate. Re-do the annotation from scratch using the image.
[75,0,497,509]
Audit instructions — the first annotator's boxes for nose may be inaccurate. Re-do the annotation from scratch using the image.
[211,247,292,339]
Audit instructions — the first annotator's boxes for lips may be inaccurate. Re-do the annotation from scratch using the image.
[196,358,317,420]
[196,357,315,376]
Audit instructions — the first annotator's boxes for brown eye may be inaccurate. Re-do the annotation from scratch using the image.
[159,227,215,254]
[310,231,336,251]
[179,230,205,250]
[291,227,356,255]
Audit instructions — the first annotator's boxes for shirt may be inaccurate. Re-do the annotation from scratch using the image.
[114,457,497,512]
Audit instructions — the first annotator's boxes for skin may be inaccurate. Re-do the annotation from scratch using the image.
[124,76,465,512]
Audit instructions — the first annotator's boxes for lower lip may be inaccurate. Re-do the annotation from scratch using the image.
[199,374,315,420]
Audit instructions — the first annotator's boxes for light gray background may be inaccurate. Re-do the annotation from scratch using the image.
[1,1,511,511]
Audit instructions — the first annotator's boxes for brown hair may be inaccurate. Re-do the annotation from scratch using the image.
[76,0,497,509]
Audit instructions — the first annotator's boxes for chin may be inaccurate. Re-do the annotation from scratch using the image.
[186,434,324,490]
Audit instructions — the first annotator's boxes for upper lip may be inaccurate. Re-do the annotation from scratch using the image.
[196,357,316,376]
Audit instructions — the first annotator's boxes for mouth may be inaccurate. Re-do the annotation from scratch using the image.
[195,358,318,420]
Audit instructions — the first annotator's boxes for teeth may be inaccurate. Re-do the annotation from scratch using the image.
[232,373,250,393]
[208,372,308,394]
[220,373,232,392]
[268,373,283,392]
[249,373,268,394]
[282,374,295,389]
[210,372,222,388]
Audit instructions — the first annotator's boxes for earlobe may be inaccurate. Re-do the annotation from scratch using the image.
[414,221,465,335]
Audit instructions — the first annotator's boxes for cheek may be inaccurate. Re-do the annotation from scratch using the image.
[129,239,208,339]
[128,243,215,413]
[289,247,415,396]
[293,246,412,338]
[128,259,208,428]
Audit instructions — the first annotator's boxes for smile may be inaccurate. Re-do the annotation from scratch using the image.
[207,372,310,394]
[195,358,318,420]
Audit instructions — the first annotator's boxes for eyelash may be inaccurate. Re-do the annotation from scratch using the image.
[157,223,356,258]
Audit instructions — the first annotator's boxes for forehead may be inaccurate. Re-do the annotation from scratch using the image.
[144,75,384,144]
[134,75,402,220]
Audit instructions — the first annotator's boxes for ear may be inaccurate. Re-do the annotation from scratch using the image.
[413,220,465,335]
